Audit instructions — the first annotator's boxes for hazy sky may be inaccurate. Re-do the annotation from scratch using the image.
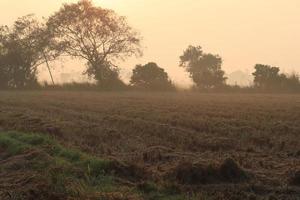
[0,0,300,86]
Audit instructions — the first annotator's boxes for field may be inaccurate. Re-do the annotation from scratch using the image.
[0,91,300,200]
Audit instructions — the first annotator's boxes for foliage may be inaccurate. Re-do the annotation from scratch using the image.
[47,0,142,85]
[253,64,300,91]
[253,64,282,89]
[180,45,227,89]
[86,60,127,89]
[130,62,174,90]
[284,73,300,91]
[0,131,191,199]
[42,81,128,91]
[0,15,60,89]
[0,131,119,198]
[0,1,299,93]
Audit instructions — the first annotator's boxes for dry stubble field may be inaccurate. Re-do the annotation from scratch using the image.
[0,91,299,199]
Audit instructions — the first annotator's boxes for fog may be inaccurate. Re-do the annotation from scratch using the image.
[1,0,300,87]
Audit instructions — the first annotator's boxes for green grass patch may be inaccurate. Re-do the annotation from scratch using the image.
[0,131,118,198]
[138,182,189,200]
[0,131,110,171]
[0,131,192,199]
[0,133,29,156]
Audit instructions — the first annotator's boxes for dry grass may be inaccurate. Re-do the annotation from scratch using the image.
[0,91,300,199]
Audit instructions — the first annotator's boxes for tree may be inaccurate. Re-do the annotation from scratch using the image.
[252,64,284,89]
[0,15,60,88]
[285,73,300,91]
[0,26,9,88]
[86,60,126,89]
[47,0,141,85]
[253,64,300,91]
[130,62,174,90]
[180,45,227,89]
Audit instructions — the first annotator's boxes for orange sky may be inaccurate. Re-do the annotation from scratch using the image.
[0,0,300,86]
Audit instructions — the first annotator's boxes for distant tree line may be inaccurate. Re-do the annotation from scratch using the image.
[252,64,300,92]
[178,46,299,92]
[0,0,299,92]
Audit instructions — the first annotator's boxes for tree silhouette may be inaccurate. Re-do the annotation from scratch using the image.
[86,60,126,89]
[253,64,283,89]
[130,62,174,90]
[0,15,60,88]
[253,64,300,91]
[47,0,141,86]
[284,73,300,91]
[180,45,227,89]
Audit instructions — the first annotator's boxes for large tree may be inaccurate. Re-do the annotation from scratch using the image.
[180,45,227,89]
[130,62,174,90]
[47,0,141,85]
[0,15,60,88]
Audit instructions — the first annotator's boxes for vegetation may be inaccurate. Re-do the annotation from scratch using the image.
[0,91,299,199]
[180,45,227,89]
[47,0,141,86]
[0,131,115,199]
[0,0,299,92]
[130,62,174,90]
[0,0,299,199]
[0,131,192,200]
[0,15,60,88]
[253,64,300,92]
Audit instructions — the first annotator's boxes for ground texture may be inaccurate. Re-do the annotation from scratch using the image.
[0,91,299,199]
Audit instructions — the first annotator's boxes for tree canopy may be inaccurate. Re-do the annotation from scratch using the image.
[253,64,282,89]
[0,15,60,88]
[47,0,141,85]
[0,1,299,92]
[253,64,300,91]
[130,62,174,90]
[180,45,227,89]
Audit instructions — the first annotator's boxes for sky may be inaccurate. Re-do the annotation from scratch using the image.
[0,0,300,86]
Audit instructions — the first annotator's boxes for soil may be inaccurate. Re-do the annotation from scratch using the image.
[0,91,300,199]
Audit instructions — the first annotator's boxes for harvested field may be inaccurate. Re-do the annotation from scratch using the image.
[0,91,300,199]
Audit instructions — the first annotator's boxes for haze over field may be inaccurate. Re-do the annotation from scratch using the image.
[0,0,300,86]
[1,1,300,199]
